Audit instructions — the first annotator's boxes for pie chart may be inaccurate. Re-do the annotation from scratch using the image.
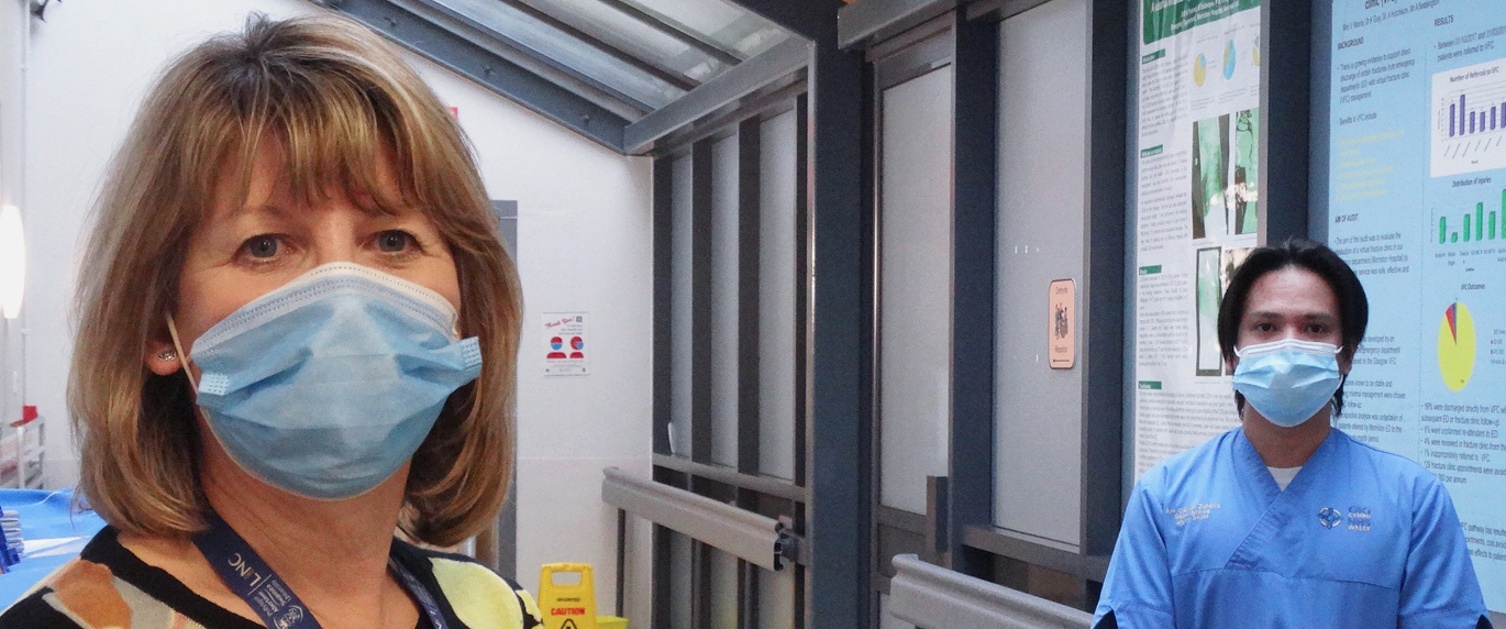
[1437,301,1476,392]
[1193,54,1208,87]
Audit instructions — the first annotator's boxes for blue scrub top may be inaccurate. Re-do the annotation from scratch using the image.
[1094,427,1492,628]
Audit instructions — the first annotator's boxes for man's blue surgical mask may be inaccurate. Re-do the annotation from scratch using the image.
[1231,338,1344,428]
[170,262,482,500]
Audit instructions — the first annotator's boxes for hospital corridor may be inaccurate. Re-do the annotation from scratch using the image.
[0,0,1501,627]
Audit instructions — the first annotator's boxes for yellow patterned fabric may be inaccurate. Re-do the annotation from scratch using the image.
[428,556,544,628]
[0,527,543,628]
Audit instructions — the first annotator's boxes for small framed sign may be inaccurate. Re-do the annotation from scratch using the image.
[1048,279,1075,369]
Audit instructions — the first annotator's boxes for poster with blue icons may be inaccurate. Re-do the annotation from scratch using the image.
[1328,0,1506,612]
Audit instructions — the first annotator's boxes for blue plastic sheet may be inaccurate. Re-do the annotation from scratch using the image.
[0,488,107,608]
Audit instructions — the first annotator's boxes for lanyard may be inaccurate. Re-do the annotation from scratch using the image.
[191,511,448,629]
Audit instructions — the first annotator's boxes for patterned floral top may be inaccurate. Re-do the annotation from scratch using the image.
[0,527,544,628]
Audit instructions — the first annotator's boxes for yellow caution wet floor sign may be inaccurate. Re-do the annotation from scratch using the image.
[539,563,598,629]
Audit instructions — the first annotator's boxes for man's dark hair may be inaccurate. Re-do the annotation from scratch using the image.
[1217,238,1369,415]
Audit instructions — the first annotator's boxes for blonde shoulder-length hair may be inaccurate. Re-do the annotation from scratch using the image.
[69,12,521,547]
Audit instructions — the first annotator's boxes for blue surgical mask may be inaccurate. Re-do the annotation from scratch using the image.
[1231,338,1343,428]
[171,263,482,500]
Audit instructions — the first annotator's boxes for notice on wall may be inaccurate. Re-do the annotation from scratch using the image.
[1328,0,1506,612]
[542,312,589,377]
[1133,0,1263,477]
[1049,279,1077,369]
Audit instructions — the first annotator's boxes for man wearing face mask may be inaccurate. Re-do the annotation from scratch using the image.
[1093,239,1492,628]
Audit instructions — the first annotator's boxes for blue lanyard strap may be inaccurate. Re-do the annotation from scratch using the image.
[389,556,448,629]
[192,511,448,629]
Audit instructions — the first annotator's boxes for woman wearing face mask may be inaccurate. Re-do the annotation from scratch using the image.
[1093,239,1490,628]
[0,13,541,629]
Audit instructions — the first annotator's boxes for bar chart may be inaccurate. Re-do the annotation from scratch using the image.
[1444,92,1506,138]
[1431,59,1506,177]
[1436,191,1503,244]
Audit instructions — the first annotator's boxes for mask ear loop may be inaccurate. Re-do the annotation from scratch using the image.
[165,314,199,393]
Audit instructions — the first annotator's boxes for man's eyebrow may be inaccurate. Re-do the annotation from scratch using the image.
[1243,310,1339,321]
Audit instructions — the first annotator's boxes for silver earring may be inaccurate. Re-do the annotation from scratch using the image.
[157,349,177,362]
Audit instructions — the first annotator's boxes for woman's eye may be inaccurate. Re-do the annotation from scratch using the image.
[244,235,279,258]
[377,230,415,253]
[1253,322,1274,332]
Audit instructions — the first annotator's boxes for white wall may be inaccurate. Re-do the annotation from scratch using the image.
[0,0,26,436]
[21,0,653,621]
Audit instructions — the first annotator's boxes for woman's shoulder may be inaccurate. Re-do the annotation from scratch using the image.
[390,539,544,629]
[0,585,87,627]
[0,528,163,627]
[0,526,254,629]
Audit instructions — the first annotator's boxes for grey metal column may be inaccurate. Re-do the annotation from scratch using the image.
[690,142,715,465]
[1259,0,1312,243]
[947,7,999,580]
[1080,0,1130,575]
[803,37,871,628]
[730,1,872,626]
[653,160,674,456]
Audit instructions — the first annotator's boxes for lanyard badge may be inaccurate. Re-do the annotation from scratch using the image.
[192,511,448,629]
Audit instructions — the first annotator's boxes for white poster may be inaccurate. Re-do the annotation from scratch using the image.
[1133,0,1263,477]
[542,312,589,377]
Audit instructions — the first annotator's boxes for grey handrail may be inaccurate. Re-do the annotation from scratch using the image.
[889,554,1093,628]
[600,467,795,572]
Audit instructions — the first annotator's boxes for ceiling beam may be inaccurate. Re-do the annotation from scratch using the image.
[726,0,844,41]
[497,0,698,92]
[623,37,810,155]
[838,0,958,49]
[321,0,630,152]
[597,0,744,67]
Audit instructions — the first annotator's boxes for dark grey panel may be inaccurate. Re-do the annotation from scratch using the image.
[727,0,838,41]
[489,199,519,580]
[947,8,999,579]
[691,142,714,464]
[1080,0,1129,560]
[1307,0,1332,239]
[653,160,674,455]
[1259,0,1312,243]
[737,118,763,476]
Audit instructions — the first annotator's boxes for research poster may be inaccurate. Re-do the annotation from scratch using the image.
[1133,0,1263,477]
[1328,0,1506,611]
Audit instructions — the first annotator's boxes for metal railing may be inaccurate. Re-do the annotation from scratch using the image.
[889,553,1093,628]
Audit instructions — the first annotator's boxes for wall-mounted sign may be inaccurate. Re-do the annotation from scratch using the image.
[543,312,588,377]
[1048,279,1075,369]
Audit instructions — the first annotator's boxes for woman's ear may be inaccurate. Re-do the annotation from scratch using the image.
[144,339,182,376]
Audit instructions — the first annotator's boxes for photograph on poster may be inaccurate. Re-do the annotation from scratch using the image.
[1231,108,1259,234]
[1195,246,1223,376]
[1191,114,1230,240]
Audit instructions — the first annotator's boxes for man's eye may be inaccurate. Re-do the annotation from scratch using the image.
[377,230,413,253]
[245,235,279,258]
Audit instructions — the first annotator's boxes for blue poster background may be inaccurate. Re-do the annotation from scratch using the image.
[1329,0,1506,611]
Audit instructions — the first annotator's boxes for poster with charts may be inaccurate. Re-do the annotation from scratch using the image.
[1133,0,1263,478]
[1328,0,1506,612]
